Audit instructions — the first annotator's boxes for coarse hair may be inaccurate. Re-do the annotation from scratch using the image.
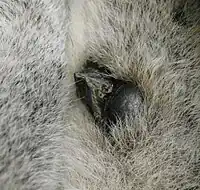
[0,0,200,189]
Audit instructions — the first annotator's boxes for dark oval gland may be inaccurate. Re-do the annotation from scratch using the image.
[104,83,143,125]
[74,64,144,131]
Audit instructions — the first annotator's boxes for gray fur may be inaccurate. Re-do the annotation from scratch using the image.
[0,0,200,189]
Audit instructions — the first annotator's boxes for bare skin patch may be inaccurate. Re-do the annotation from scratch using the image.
[74,61,144,133]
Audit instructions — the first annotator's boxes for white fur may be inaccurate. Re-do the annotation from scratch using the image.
[0,0,200,189]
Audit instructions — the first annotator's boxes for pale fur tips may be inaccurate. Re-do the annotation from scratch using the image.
[0,0,200,190]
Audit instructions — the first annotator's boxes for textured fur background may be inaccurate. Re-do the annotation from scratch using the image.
[0,0,200,189]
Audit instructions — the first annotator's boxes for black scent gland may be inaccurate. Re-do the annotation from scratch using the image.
[74,64,143,130]
[104,83,143,125]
